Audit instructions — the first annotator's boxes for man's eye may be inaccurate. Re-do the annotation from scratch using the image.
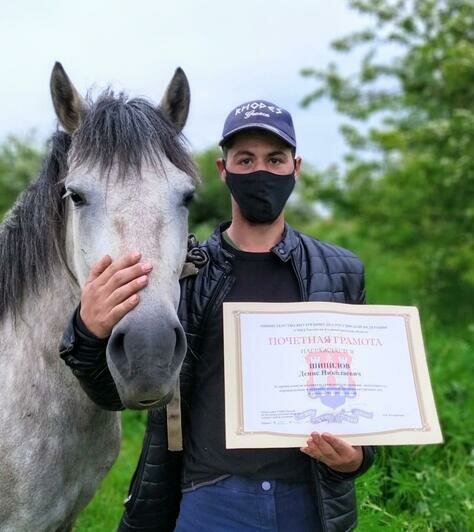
[62,189,86,206]
[269,158,282,165]
[239,159,252,166]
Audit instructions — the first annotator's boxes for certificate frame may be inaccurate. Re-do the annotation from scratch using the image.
[223,301,443,448]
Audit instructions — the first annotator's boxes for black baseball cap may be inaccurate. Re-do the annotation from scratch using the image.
[219,100,296,148]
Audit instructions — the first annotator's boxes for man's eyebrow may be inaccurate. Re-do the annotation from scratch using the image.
[268,150,288,157]
[232,150,255,157]
[232,149,289,157]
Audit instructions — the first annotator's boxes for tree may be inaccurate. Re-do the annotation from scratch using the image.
[189,148,231,239]
[301,0,474,320]
[0,136,43,219]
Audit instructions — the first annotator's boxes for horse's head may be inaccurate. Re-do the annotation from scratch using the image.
[50,63,197,409]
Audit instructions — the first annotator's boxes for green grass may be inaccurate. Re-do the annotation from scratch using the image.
[356,326,474,531]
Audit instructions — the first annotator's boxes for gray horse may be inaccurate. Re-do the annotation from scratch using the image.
[0,63,197,531]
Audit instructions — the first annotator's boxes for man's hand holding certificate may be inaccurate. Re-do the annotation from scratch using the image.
[223,302,442,448]
[301,432,363,473]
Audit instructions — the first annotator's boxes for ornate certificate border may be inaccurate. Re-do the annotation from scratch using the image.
[223,302,443,447]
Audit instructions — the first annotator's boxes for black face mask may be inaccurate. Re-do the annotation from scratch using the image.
[225,169,295,224]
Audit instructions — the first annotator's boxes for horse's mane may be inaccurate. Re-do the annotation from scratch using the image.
[0,91,197,321]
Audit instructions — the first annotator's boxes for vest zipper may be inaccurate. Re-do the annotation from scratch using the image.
[290,254,308,301]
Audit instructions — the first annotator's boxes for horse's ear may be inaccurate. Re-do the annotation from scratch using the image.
[159,67,190,133]
[50,62,88,134]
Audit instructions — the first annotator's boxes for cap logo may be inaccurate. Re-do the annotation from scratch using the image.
[234,101,283,120]
[220,99,296,148]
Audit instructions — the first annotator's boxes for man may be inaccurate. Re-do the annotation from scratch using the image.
[60,100,375,531]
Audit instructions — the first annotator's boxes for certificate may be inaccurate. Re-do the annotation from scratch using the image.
[223,302,443,447]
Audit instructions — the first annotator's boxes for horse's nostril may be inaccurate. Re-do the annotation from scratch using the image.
[174,326,186,356]
[107,332,129,375]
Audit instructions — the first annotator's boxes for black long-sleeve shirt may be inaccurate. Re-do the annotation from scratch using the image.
[181,237,311,489]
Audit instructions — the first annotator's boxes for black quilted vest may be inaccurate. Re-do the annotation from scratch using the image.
[118,222,374,532]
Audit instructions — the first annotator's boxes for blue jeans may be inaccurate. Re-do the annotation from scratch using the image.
[174,475,321,531]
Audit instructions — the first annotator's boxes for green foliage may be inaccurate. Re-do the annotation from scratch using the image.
[355,326,474,531]
[297,2,474,529]
[301,0,474,320]
[0,135,43,219]
[188,148,231,241]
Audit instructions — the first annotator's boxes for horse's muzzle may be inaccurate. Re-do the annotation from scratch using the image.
[106,316,186,410]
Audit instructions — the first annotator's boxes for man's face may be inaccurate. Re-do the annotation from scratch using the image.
[217,130,301,178]
[216,129,302,224]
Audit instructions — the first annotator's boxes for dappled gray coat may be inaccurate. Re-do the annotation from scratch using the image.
[60,222,376,532]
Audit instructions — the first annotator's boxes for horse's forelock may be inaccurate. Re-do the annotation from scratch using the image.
[69,90,198,182]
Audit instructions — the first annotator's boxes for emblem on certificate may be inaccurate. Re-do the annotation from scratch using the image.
[223,302,443,447]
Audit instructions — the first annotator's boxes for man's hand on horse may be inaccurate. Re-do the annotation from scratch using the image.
[79,252,153,339]
[300,432,363,473]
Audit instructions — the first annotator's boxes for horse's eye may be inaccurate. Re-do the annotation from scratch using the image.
[183,191,195,207]
[62,189,85,206]
[70,192,84,205]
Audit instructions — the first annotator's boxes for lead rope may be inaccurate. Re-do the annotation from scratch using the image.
[167,234,208,452]
[167,380,183,451]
